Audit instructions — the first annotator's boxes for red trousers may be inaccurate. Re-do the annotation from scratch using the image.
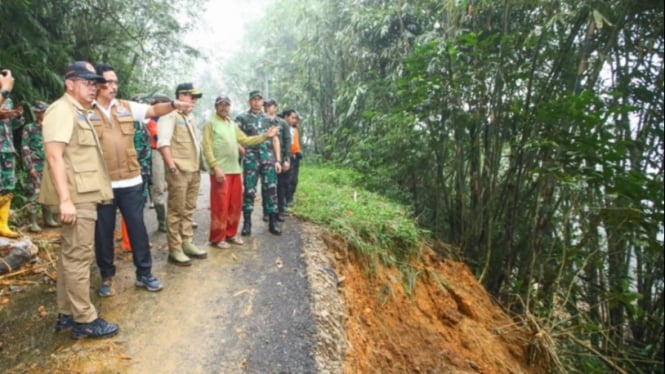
[209,173,243,243]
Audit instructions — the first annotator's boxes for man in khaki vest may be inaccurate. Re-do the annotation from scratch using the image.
[91,64,194,296]
[38,61,118,339]
[158,83,207,265]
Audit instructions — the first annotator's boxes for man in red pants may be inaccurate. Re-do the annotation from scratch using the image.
[202,95,278,248]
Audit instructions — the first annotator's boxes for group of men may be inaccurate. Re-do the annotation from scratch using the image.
[201,91,301,252]
[0,62,303,340]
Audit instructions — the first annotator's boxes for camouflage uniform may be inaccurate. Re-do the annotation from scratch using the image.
[236,110,278,214]
[264,115,291,216]
[0,98,23,194]
[133,119,152,202]
[21,119,45,213]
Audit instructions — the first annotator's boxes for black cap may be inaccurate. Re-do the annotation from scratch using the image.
[215,96,231,105]
[175,83,202,98]
[263,98,277,107]
[249,90,262,99]
[64,61,106,83]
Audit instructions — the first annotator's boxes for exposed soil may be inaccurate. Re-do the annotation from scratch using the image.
[1,179,546,373]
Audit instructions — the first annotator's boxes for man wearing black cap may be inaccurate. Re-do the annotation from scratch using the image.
[236,90,283,236]
[38,61,119,339]
[158,83,208,265]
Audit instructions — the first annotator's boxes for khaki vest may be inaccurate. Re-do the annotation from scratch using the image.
[38,96,112,205]
[89,100,140,181]
[170,111,200,172]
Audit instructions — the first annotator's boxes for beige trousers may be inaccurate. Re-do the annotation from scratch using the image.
[165,170,200,250]
[56,203,98,323]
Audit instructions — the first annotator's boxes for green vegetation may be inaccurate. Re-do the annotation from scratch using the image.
[293,164,423,284]
[230,1,664,372]
[2,0,662,371]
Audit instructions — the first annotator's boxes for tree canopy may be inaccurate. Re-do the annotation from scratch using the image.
[224,0,664,372]
[2,0,663,372]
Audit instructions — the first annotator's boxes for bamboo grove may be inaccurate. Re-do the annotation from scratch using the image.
[1,0,663,371]
[225,0,664,372]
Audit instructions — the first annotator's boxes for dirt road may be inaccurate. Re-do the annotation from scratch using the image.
[1,176,339,373]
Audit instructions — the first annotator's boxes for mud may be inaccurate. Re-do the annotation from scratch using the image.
[1,176,336,373]
[2,174,544,374]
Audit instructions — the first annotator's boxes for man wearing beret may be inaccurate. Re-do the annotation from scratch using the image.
[22,100,60,232]
[38,61,119,339]
[236,90,283,236]
[158,83,208,266]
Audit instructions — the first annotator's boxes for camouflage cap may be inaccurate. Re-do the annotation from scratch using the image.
[249,90,262,99]
[32,100,49,112]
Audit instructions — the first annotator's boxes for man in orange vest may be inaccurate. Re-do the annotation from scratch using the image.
[283,109,301,207]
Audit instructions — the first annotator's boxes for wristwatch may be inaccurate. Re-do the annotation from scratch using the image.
[169,166,177,173]
[0,90,10,99]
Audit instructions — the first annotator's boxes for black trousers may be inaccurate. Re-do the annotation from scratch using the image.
[277,168,292,213]
[95,183,152,279]
[286,154,301,203]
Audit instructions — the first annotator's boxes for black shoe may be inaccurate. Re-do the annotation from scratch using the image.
[55,314,75,332]
[71,318,119,340]
[269,213,282,235]
[55,308,101,332]
[277,212,285,222]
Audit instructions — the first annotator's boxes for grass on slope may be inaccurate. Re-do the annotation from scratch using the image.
[292,165,425,288]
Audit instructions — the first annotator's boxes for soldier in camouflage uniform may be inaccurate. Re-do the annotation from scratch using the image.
[131,93,152,203]
[0,93,24,238]
[21,100,60,232]
[263,99,291,222]
[235,90,282,236]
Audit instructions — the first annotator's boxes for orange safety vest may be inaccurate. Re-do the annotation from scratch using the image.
[290,126,300,154]
[146,118,158,149]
